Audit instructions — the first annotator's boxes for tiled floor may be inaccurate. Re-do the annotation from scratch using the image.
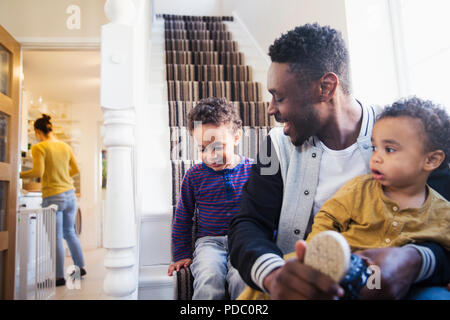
[54,248,108,300]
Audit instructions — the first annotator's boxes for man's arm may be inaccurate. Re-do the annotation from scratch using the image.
[407,242,450,286]
[228,136,285,291]
[356,241,450,299]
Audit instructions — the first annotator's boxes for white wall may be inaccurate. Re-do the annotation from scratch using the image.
[0,0,107,40]
[345,0,400,107]
[69,102,103,250]
[220,0,350,60]
[153,0,222,16]
[220,0,401,107]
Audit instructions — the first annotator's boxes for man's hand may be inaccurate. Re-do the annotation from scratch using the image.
[168,258,192,276]
[355,246,422,299]
[263,241,344,299]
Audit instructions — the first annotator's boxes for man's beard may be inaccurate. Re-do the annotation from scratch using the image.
[278,105,320,147]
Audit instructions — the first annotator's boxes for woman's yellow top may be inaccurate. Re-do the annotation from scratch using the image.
[20,140,79,198]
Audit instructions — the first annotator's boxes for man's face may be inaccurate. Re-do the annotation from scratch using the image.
[267,62,321,147]
[370,116,430,188]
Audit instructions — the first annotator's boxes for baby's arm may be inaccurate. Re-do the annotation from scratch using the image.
[306,177,359,243]
[306,199,352,243]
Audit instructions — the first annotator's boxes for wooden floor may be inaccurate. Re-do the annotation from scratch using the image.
[54,248,108,300]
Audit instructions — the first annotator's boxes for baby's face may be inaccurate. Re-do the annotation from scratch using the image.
[370,116,430,188]
[193,123,241,171]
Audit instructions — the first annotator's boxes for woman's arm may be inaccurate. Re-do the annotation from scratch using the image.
[20,145,44,179]
[69,148,80,177]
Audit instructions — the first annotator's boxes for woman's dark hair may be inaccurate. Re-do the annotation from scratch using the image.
[34,114,53,135]
[378,96,450,170]
[269,23,351,94]
[187,97,242,133]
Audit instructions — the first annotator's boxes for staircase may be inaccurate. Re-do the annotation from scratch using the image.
[138,13,272,300]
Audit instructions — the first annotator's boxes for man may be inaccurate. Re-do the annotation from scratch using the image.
[228,23,450,299]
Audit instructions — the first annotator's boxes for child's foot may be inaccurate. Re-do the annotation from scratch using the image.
[304,230,351,282]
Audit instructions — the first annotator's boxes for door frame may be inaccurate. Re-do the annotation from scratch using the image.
[0,24,20,300]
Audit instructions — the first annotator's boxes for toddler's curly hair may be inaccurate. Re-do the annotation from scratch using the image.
[187,97,242,134]
[378,96,450,170]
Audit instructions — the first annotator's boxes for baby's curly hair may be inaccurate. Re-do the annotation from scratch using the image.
[187,97,242,134]
[378,96,450,170]
[269,23,351,94]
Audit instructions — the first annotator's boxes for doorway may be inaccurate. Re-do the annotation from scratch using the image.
[0,25,20,300]
[21,49,103,253]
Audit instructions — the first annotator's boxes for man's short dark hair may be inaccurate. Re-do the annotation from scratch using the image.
[269,23,351,94]
[187,97,242,133]
[378,96,450,170]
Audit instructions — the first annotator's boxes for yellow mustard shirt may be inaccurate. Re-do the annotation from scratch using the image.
[238,174,449,300]
[307,174,450,252]
[20,140,79,198]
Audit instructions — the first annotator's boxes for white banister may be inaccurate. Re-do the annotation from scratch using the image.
[101,0,138,299]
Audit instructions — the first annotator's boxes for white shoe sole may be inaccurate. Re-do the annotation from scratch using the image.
[304,231,351,282]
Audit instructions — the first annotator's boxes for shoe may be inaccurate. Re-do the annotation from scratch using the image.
[69,267,86,279]
[56,278,66,287]
[304,230,351,282]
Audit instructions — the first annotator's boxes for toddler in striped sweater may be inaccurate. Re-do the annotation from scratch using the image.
[168,97,254,300]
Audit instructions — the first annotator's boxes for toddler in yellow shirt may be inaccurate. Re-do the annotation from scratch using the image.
[239,96,450,300]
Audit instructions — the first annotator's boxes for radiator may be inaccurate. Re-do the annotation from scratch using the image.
[15,205,57,300]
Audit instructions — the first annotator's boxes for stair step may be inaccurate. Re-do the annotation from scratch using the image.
[139,213,172,265]
[137,16,272,301]
[138,265,175,300]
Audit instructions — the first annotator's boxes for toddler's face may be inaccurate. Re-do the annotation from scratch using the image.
[370,116,430,188]
[193,123,241,171]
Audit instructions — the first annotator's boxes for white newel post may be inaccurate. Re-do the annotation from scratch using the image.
[101,0,137,299]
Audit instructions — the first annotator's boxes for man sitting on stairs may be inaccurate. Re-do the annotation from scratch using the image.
[228,23,450,300]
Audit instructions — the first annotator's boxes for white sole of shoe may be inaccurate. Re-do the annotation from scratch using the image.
[304,230,351,282]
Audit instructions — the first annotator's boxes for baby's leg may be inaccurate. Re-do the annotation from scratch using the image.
[190,236,228,299]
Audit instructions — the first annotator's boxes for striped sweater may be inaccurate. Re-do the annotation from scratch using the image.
[172,156,254,261]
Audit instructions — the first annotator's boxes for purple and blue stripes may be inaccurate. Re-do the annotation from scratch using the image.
[172,157,254,261]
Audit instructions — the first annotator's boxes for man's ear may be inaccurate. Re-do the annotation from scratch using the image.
[319,72,339,102]
[424,150,445,172]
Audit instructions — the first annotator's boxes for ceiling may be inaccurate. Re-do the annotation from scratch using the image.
[22,49,100,105]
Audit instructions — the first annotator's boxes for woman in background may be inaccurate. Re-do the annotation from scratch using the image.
[20,114,86,286]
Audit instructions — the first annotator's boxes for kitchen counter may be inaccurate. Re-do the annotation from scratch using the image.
[18,190,42,209]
